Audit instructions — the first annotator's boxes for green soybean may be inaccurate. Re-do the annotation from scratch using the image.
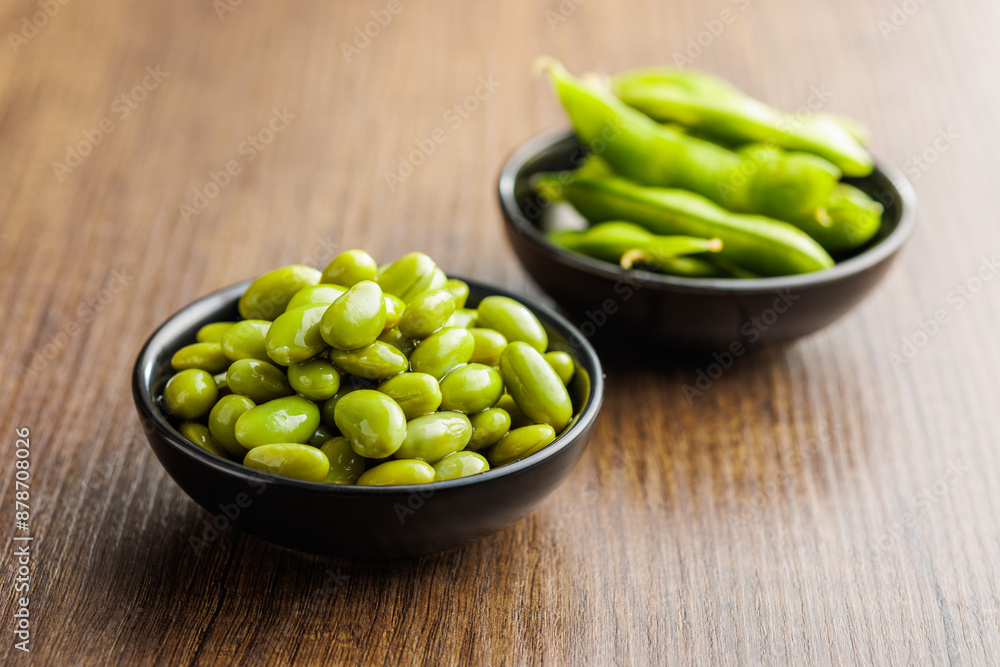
[179,422,228,458]
[213,371,229,394]
[208,394,256,456]
[163,369,218,420]
[499,342,573,431]
[544,351,575,385]
[334,389,407,458]
[376,252,439,302]
[287,358,341,401]
[467,408,511,451]
[445,309,478,329]
[321,386,357,429]
[226,358,293,403]
[383,293,406,330]
[442,279,470,309]
[398,289,457,339]
[308,424,338,448]
[469,328,508,366]
[321,249,379,287]
[265,305,329,366]
[238,265,321,320]
[171,342,230,374]
[377,372,443,420]
[476,296,548,354]
[329,341,409,380]
[494,395,532,429]
[395,411,473,463]
[357,459,435,486]
[433,451,489,481]
[320,436,366,484]
[286,284,348,311]
[377,327,416,356]
[320,280,387,350]
[196,321,235,343]
[488,424,557,467]
[234,396,321,448]
[221,320,272,362]
[439,363,504,414]
[243,443,330,482]
[409,327,475,380]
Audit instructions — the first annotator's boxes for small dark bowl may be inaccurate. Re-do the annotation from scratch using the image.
[498,128,917,350]
[133,279,604,559]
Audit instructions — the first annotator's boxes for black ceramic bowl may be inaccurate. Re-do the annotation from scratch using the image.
[133,278,604,559]
[498,128,917,350]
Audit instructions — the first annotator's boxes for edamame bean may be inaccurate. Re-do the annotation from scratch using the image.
[238,265,322,320]
[243,443,330,482]
[469,328,508,366]
[179,422,228,458]
[196,321,235,343]
[286,284,348,310]
[328,341,409,380]
[221,320,272,362]
[500,342,573,431]
[442,279,469,308]
[320,281,387,350]
[163,369,218,420]
[439,363,504,414]
[544,351,575,385]
[320,436,366,484]
[265,305,329,366]
[377,327,416,356]
[377,372,442,420]
[357,459,436,486]
[208,394,256,456]
[494,394,532,429]
[171,342,230,374]
[398,289,457,339]
[476,296,548,353]
[321,386,357,429]
[488,424,557,467]
[213,371,229,394]
[287,358,341,401]
[433,451,489,480]
[383,293,406,330]
[376,252,439,302]
[308,424,337,448]
[234,396,321,448]
[394,411,472,463]
[467,408,511,451]
[334,389,407,458]
[321,249,378,287]
[445,309,478,329]
[408,328,475,380]
[226,358,293,403]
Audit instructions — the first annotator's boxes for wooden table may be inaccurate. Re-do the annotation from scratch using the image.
[2,0,999,663]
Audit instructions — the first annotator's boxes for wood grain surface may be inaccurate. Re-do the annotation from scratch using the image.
[2,0,999,664]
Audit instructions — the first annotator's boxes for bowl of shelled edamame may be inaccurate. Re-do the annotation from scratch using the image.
[133,251,603,559]
[497,61,916,350]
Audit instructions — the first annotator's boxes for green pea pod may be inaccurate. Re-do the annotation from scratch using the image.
[610,67,874,177]
[499,342,573,432]
[789,184,883,253]
[536,58,840,219]
[536,173,833,276]
[238,265,322,320]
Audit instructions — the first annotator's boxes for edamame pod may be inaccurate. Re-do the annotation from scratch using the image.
[377,372,443,420]
[266,305,330,366]
[329,341,409,380]
[499,342,573,431]
[334,389,407,458]
[467,408,511,451]
[286,284,348,310]
[487,424,557,467]
[476,296,548,353]
[179,422,228,458]
[357,459,435,486]
[287,358,341,401]
[320,281,387,351]
[789,184,883,253]
[243,443,330,482]
[469,328,508,366]
[226,358,293,403]
[439,363,504,414]
[163,369,218,420]
[320,249,379,287]
[394,411,473,463]
[320,436,366,484]
[171,342,230,374]
[221,320,272,362]
[408,328,475,380]
[398,289,457,339]
[238,265,321,320]
[548,221,721,268]
[234,396,321,448]
[433,451,489,480]
[208,394,256,456]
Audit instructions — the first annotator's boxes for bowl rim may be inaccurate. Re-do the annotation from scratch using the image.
[498,126,918,295]
[133,276,605,496]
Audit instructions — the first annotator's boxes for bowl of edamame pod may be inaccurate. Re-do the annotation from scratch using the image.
[498,61,917,350]
[133,252,603,559]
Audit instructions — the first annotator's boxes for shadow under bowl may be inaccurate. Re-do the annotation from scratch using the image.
[498,128,917,350]
[132,278,604,560]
